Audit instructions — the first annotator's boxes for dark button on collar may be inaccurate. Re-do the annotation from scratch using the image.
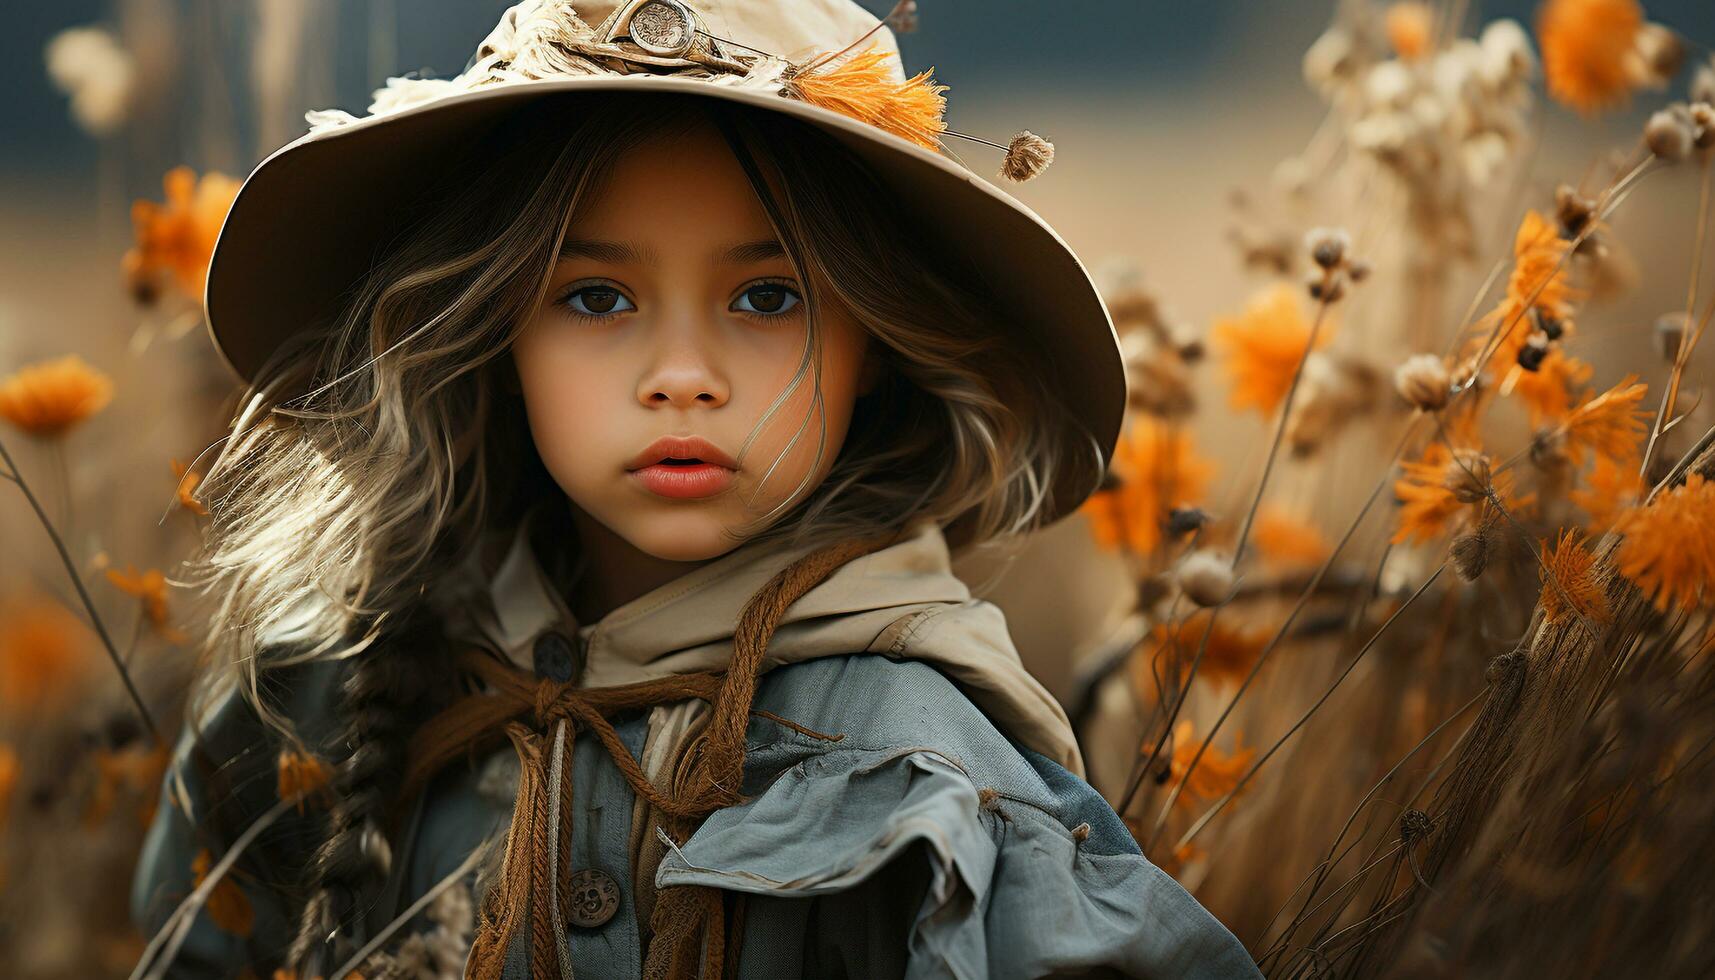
[568,868,621,928]
[532,629,584,683]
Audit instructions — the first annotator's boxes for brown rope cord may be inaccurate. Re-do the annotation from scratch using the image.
[400,528,904,979]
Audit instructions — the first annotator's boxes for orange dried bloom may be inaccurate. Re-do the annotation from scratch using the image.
[1169,719,1254,813]
[190,847,255,937]
[1537,0,1644,115]
[1510,351,1592,425]
[1213,283,1330,416]
[1253,506,1332,569]
[1394,440,1533,544]
[786,46,947,151]
[1394,443,1467,544]
[104,564,187,644]
[1573,451,1645,528]
[1132,613,1270,701]
[86,740,171,827]
[171,458,210,516]
[1081,417,1215,556]
[1480,211,1579,379]
[1386,2,1435,60]
[122,165,240,306]
[0,596,97,714]
[1614,473,1715,611]
[0,354,114,437]
[1561,375,1648,466]
[1539,529,1609,625]
[277,750,334,814]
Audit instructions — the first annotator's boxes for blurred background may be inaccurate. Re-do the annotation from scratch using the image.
[5,1,1715,976]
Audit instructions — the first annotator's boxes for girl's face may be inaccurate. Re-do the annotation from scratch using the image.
[512,120,879,563]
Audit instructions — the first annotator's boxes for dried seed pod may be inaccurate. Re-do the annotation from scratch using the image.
[1628,23,1685,89]
[1442,451,1492,504]
[1517,332,1549,371]
[1394,354,1451,412]
[1164,506,1210,537]
[1000,130,1054,182]
[1646,105,1695,162]
[1176,550,1235,608]
[1555,184,1595,238]
[1308,272,1347,303]
[1306,226,1351,270]
[1451,526,1494,581]
[1691,102,1715,150]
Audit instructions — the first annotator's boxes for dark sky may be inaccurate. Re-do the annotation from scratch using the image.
[6,1,1715,184]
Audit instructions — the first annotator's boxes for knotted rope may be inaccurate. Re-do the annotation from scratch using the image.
[400,529,903,979]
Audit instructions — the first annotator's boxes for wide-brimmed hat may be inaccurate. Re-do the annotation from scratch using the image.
[203,0,1124,526]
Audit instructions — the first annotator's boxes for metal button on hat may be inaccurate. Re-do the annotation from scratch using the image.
[531,628,585,683]
[568,868,621,928]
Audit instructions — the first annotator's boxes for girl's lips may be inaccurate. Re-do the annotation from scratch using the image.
[630,462,735,499]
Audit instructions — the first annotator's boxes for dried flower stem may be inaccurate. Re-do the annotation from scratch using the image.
[132,796,296,980]
[1642,161,1715,479]
[0,433,159,743]
[1173,565,1448,853]
[330,834,493,980]
[1256,684,1489,967]
[1137,419,1423,839]
[1233,278,1336,567]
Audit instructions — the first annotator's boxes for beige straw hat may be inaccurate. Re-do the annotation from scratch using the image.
[203,0,1124,522]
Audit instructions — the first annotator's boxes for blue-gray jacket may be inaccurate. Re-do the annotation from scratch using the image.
[132,517,1259,978]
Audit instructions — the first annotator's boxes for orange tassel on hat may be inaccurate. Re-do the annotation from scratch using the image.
[785,46,948,152]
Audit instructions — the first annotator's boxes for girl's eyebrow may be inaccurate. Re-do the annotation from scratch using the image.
[554,239,784,265]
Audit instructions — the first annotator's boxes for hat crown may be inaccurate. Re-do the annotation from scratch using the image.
[472,0,905,82]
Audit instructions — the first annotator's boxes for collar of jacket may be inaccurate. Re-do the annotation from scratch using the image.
[436,505,1086,776]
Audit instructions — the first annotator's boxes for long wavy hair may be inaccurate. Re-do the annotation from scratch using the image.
[177,91,1104,969]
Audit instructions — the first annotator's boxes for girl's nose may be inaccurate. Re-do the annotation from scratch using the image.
[637,343,729,410]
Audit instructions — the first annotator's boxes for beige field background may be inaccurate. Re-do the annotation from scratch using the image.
[4,0,1715,976]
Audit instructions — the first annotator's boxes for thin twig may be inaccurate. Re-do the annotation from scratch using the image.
[0,433,159,742]
[133,796,296,980]
[1173,565,1448,852]
[1640,157,1713,479]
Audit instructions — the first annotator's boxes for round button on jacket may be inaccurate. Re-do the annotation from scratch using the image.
[568,868,621,928]
[531,629,583,683]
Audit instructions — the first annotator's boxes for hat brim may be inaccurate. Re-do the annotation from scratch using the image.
[204,75,1123,524]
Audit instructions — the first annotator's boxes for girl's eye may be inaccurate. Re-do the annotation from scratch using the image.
[560,284,635,318]
[731,282,801,317]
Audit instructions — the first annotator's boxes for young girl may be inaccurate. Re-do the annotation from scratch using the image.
[132,1,1260,977]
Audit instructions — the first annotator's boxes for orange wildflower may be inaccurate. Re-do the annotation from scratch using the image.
[104,564,187,644]
[1573,451,1645,528]
[1479,211,1579,379]
[171,458,210,516]
[0,354,114,437]
[1253,506,1332,569]
[1393,441,1533,544]
[1509,351,1592,426]
[1539,529,1609,625]
[1614,473,1715,611]
[1168,719,1254,814]
[122,165,241,306]
[277,749,334,814]
[86,740,171,827]
[1537,0,1644,115]
[1385,2,1434,60]
[1212,283,1330,417]
[0,596,97,714]
[1560,375,1648,466]
[190,847,255,938]
[785,46,947,152]
[1081,417,1215,556]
